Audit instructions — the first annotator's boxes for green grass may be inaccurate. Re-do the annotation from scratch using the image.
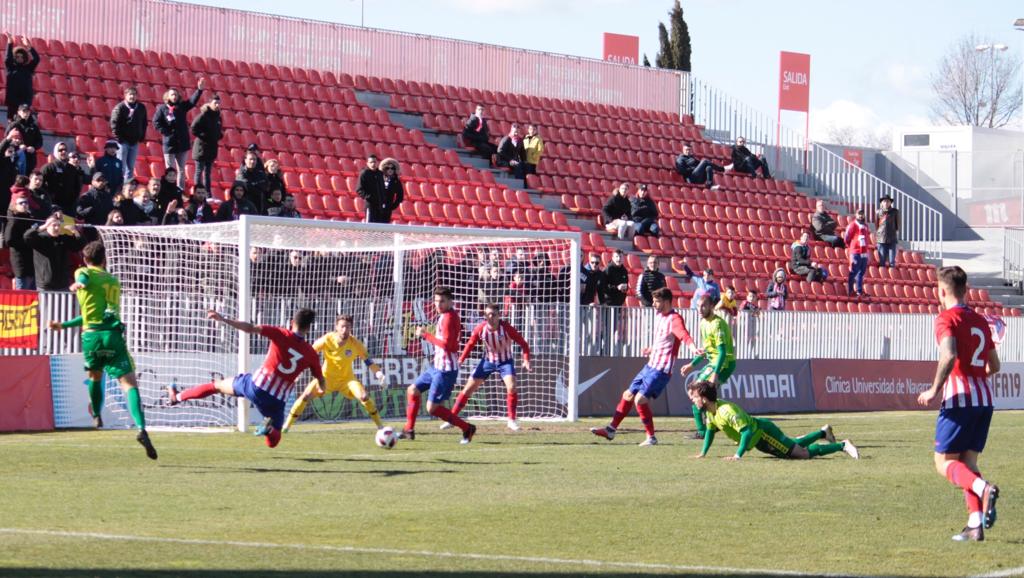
[1,411,1023,578]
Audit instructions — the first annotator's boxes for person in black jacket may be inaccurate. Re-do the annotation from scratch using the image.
[4,37,40,121]
[357,154,387,223]
[110,86,148,185]
[790,232,826,283]
[153,76,205,189]
[675,144,723,190]
[581,253,607,305]
[190,95,223,192]
[630,184,659,237]
[4,196,36,289]
[604,249,630,306]
[40,142,83,214]
[76,173,115,238]
[154,171,182,216]
[370,157,403,224]
[184,185,215,224]
[216,181,258,222]
[24,215,84,291]
[730,136,771,178]
[1,128,34,177]
[264,158,286,198]
[636,255,666,307]
[6,104,42,157]
[496,125,526,179]
[461,105,496,159]
[602,183,635,240]
[235,150,268,213]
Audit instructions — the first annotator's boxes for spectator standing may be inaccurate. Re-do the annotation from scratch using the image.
[730,136,771,179]
[716,286,739,318]
[790,232,827,282]
[24,215,84,291]
[602,183,635,240]
[876,195,900,268]
[496,124,526,179]
[4,196,36,289]
[216,181,258,222]
[522,124,544,177]
[740,289,760,314]
[356,154,387,223]
[504,247,530,277]
[0,128,33,179]
[7,104,42,165]
[604,249,630,307]
[844,208,872,298]
[18,171,54,219]
[89,140,124,195]
[461,105,496,158]
[374,157,404,224]
[581,253,607,305]
[630,184,659,237]
[152,76,205,188]
[765,269,788,311]
[4,36,40,121]
[811,199,845,248]
[110,86,148,185]
[636,255,667,307]
[675,144,722,190]
[76,172,115,229]
[0,136,15,208]
[40,142,82,215]
[190,94,223,192]
[235,149,268,213]
[264,159,286,199]
[683,262,721,310]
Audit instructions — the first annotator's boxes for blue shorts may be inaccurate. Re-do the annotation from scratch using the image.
[471,358,516,380]
[413,367,459,403]
[233,373,286,431]
[935,406,994,454]
[627,365,671,400]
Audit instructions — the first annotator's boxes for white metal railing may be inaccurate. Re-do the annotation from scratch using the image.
[1004,228,1024,284]
[0,291,79,356]
[809,142,944,260]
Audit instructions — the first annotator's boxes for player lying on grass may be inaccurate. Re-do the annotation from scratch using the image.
[440,302,530,432]
[687,380,859,460]
[167,308,325,448]
[591,287,695,446]
[48,241,157,460]
[401,286,476,444]
[916,265,1000,542]
[283,314,387,432]
[679,294,736,440]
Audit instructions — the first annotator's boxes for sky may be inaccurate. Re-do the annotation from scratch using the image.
[187,0,1024,143]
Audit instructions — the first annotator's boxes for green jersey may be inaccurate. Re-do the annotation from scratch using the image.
[71,266,122,330]
[699,315,735,366]
[705,400,763,452]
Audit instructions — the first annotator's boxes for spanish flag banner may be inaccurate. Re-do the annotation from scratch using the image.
[0,291,40,349]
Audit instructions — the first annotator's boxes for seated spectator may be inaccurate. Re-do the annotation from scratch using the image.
[185,185,215,223]
[265,158,286,197]
[581,253,607,305]
[844,208,872,298]
[765,269,788,311]
[630,184,659,237]
[675,144,722,190]
[682,261,721,310]
[155,172,182,216]
[730,136,771,178]
[161,199,189,225]
[4,195,36,289]
[4,36,40,121]
[604,249,630,307]
[236,149,268,213]
[716,286,739,318]
[602,183,635,240]
[636,254,666,307]
[265,186,284,216]
[89,140,125,194]
[496,124,526,179]
[76,172,115,228]
[6,104,42,169]
[811,199,845,248]
[40,142,83,215]
[278,194,301,218]
[523,124,544,177]
[105,209,125,226]
[216,181,258,222]
[876,195,899,268]
[126,183,160,225]
[740,289,760,314]
[461,104,496,158]
[24,214,84,291]
[790,232,828,282]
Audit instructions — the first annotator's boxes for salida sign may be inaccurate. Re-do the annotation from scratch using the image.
[778,51,811,113]
[603,33,640,65]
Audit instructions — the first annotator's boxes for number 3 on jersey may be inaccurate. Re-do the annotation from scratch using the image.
[970,327,986,368]
[277,348,304,375]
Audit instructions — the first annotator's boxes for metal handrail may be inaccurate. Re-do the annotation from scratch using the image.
[1004,227,1024,284]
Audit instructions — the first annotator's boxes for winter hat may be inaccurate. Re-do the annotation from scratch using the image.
[104,139,119,150]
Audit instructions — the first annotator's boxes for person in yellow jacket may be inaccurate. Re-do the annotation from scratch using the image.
[523,124,544,179]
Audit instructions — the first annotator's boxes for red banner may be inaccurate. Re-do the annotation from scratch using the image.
[0,356,53,431]
[0,290,40,349]
[778,51,811,113]
[810,359,936,411]
[603,33,640,66]
[843,149,863,167]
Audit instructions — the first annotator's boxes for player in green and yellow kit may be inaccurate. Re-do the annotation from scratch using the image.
[687,380,858,460]
[48,241,157,460]
[679,294,736,438]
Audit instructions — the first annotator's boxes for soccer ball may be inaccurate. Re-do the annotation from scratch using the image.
[375,426,397,449]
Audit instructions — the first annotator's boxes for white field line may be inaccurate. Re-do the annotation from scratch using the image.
[0,527,854,577]
[972,567,1024,578]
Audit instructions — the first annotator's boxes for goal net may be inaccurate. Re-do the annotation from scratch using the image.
[96,217,580,430]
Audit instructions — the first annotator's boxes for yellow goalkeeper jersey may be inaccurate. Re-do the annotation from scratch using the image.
[314,333,372,382]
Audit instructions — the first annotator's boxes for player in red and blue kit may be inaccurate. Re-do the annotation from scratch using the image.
[167,308,325,448]
[401,287,476,444]
[917,266,1001,542]
[591,287,695,446]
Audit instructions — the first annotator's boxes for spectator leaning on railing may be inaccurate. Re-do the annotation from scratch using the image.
[604,249,630,307]
[682,261,721,310]
[876,194,900,268]
[581,252,607,305]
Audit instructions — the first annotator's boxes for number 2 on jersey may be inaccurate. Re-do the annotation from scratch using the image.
[969,327,986,368]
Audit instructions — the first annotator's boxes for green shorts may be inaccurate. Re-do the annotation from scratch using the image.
[696,358,736,383]
[82,329,135,379]
[753,417,796,458]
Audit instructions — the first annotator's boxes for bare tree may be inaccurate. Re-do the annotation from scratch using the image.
[930,34,1022,128]
[825,123,892,150]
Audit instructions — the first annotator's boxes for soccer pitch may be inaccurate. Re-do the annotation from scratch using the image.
[1,412,1022,578]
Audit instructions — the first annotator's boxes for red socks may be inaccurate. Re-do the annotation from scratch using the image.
[610,397,634,429]
[265,428,281,448]
[405,391,421,431]
[635,402,655,437]
[431,404,470,432]
[964,489,982,514]
[179,382,217,402]
[507,390,518,421]
[451,392,469,416]
[945,461,981,493]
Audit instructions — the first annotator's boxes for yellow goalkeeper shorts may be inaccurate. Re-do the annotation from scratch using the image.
[306,378,367,401]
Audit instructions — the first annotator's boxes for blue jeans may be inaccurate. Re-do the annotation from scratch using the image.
[163,151,188,189]
[877,243,897,268]
[14,276,35,290]
[117,142,139,184]
[635,218,660,236]
[194,161,213,192]
[848,253,868,294]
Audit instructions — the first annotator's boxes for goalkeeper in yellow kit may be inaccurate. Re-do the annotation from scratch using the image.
[283,314,387,431]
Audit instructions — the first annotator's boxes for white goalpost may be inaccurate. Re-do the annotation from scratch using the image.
[96,216,581,430]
